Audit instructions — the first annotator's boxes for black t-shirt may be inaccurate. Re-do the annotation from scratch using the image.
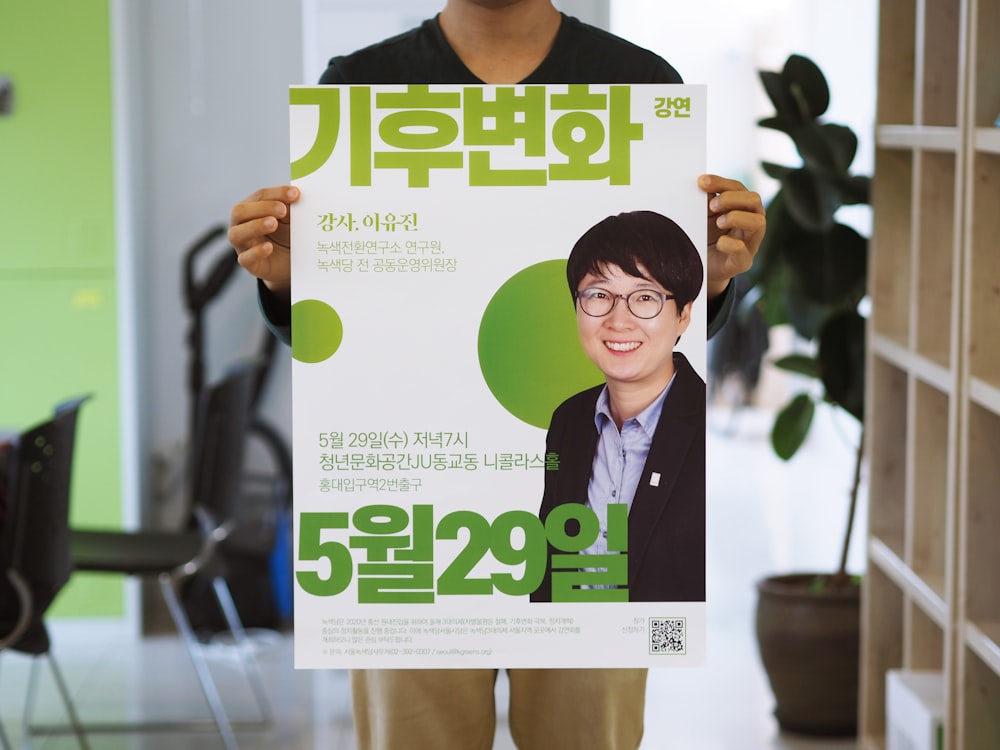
[318,14,682,85]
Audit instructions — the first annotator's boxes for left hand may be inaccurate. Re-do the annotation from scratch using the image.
[699,174,766,301]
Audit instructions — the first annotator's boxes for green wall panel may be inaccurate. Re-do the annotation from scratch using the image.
[0,1,123,618]
[0,0,116,271]
[0,277,124,617]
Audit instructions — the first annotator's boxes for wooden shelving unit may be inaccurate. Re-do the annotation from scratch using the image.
[860,0,1000,746]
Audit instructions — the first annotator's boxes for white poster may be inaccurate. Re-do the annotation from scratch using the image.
[290,84,707,669]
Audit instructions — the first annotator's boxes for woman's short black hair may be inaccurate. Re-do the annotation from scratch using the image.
[566,210,703,311]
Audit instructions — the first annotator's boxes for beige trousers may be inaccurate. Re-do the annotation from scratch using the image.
[350,668,647,750]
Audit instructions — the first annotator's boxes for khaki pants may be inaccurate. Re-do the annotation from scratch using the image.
[350,668,648,750]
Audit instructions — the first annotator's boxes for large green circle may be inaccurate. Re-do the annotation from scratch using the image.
[478,260,603,429]
[291,299,343,363]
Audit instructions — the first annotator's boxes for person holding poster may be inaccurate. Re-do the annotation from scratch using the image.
[229,1,765,749]
[531,210,706,605]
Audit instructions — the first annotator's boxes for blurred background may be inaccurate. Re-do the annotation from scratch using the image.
[0,1,876,746]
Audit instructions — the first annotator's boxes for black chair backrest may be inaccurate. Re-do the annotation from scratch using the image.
[0,398,87,653]
[187,360,259,523]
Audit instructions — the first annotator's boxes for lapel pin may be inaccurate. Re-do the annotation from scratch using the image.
[650,472,661,487]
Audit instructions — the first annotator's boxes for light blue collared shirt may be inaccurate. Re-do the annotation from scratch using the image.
[584,375,675,559]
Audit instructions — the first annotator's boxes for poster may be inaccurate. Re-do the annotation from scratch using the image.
[289,84,706,669]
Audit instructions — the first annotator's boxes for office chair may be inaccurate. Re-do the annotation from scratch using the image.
[181,225,293,634]
[0,397,92,750]
[27,361,271,750]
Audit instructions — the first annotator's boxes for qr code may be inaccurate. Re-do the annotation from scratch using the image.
[649,618,686,654]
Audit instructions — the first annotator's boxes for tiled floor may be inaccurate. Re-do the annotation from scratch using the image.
[1,406,864,749]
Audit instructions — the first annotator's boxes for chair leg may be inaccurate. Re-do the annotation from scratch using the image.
[22,655,41,739]
[22,654,91,750]
[0,658,10,750]
[211,576,273,722]
[159,572,239,750]
[45,654,91,750]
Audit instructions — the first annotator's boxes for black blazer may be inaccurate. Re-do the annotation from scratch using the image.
[531,352,705,602]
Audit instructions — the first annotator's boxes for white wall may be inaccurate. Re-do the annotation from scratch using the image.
[610,0,877,212]
[121,0,302,520]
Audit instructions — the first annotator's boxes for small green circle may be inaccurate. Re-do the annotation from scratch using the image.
[292,299,343,363]
[478,260,603,429]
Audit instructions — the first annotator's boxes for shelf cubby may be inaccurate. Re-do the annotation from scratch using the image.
[963,404,1000,627]
[919,0,962,127]
[914,150,958,368]
[910,380,951,587]
[967,151,1000,390]
[971,0,1000,127]
[871,148,914,347]
[961,647,1000,747]
[876,0,917,125]
[868,357,908,558]
[906,599,946,669]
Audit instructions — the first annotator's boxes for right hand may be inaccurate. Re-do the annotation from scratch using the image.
[229,185,300,298]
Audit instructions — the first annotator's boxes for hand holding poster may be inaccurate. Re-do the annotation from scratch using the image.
[289,83,706,669]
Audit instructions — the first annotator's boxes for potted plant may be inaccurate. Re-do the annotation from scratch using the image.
[747,53,870,736]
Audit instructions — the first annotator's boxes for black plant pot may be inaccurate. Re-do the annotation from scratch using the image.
[755,573,860,736]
